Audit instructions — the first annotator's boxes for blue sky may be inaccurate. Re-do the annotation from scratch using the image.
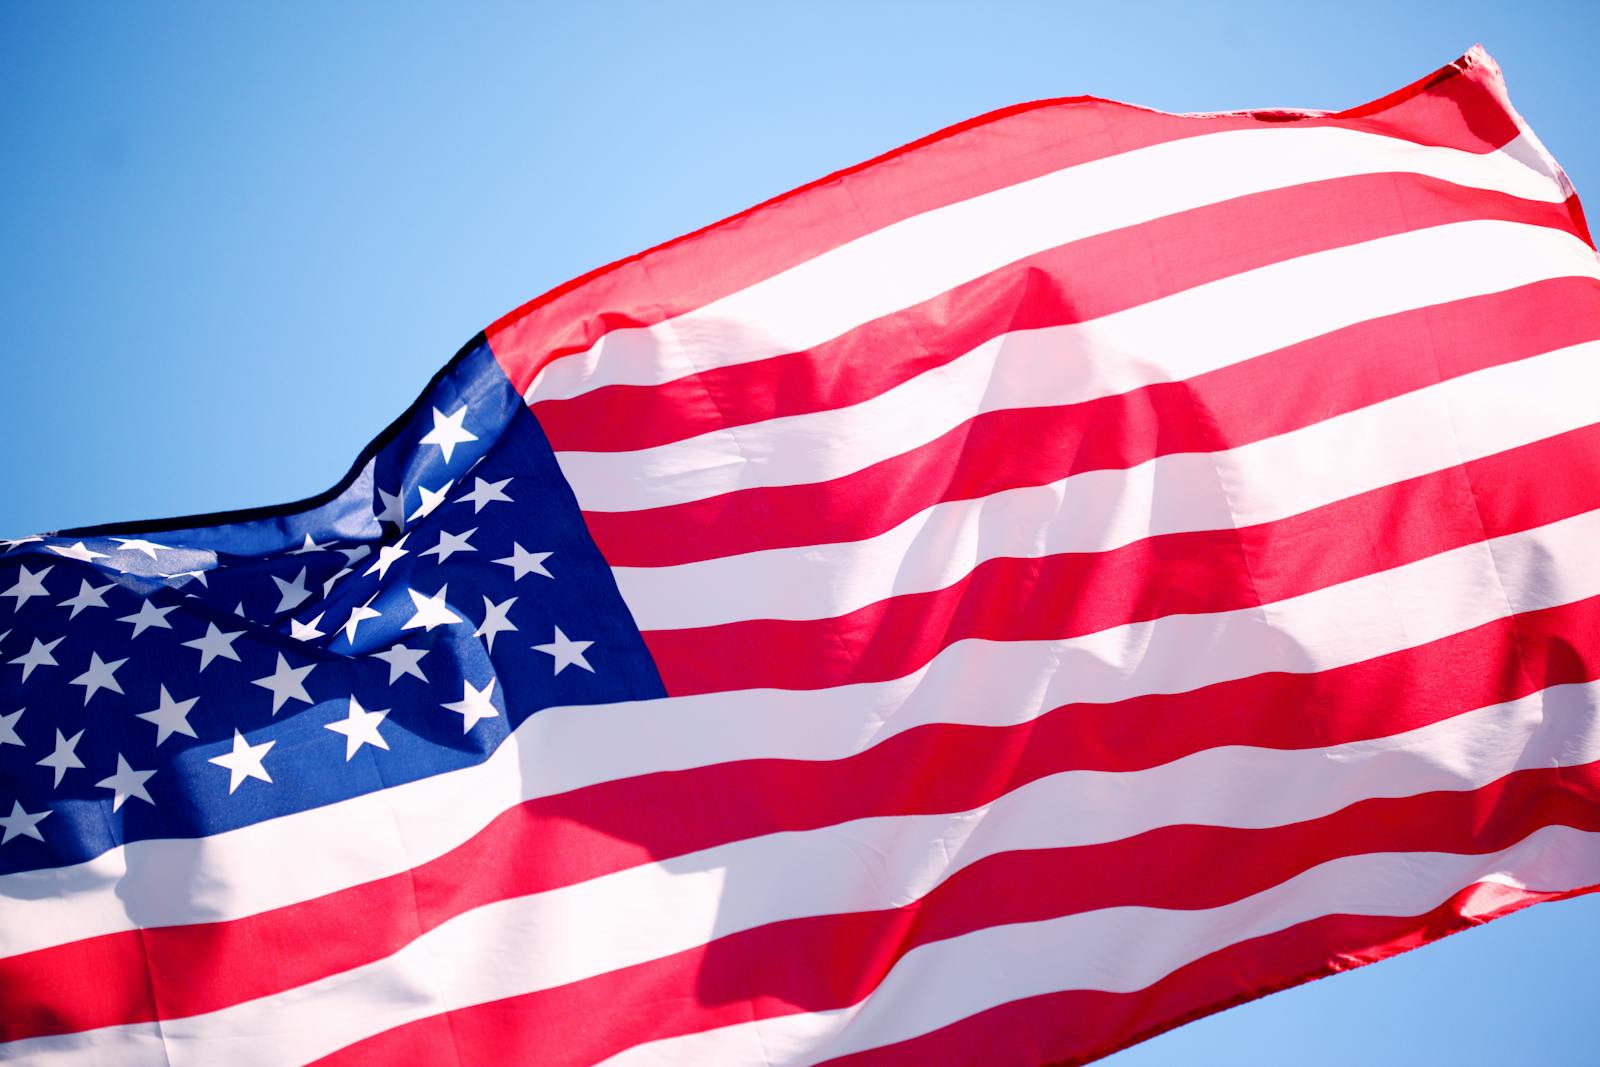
[3,1,1598,1061]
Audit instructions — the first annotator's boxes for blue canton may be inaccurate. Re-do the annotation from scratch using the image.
[0,336,665,875]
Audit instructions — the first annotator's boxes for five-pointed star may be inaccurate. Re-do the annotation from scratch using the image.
[112,537,170,560]
[96,754,157,812]
[252,653,316,715]
[118,599,178,638]
[401,585,462,631]
[376,487,406,527]
[137,685,200,745]
[0,707,22,747]
[493,543,554,582]
[325,696,391,760]
[474,595,519,653]
[339,545,372,566]
[290,533,331,555]
[342,594,383,644]
[457,476,513,513]
[532,626,595,675]
[183,622,243,671]
[290,611,327,642]
[0,535,43,552]
[59,579,114,619]
[208,729,275,793]
[2,564,53,610]
[421,528,477,564]
[408,480,454,522]
[441,677,499,733]
[420,405,478,463]
[164,569,209,588]
[271,567,313,614]
[0,799,49,844]
[70,652,127,704]
[365,534,411,581]
[37,728,85,786]
[10,635,62,681]
[47,541,107,564]
[370,643,428,684]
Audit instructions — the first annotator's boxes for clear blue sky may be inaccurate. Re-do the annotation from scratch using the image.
[3,2,1598,1062]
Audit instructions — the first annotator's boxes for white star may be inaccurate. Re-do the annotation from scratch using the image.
[421,528,477,564]
[112,538,170,560]
[342,594,383,644]
[183,622,243,671]
[370,643,428,684]
[10,635,62,681]
[251,653,316,715]
[48,541,107,564]
[59,579,114,619]
[290,533,331,555]
[96,754,157,812]
[0,800,49,844]
[0,536,43,552]
[70,652,127,704]
[2,564,53,610]
[137,685,200,745]
[376,487,406,527]
[458,476,513,513]
[163,569,209,588]
[271,568,313,614]
[233,600,250,620]
[325,696,391,760]
[118,599,178,638]
[493,544,553,582]
[408,480,454,522]
[474,595,519,653]
[0,707,21,747]
[420,405,478,463]
[208,729,275,793]
[532,626,595,675]
[365,534,410,581]
[290,611,327,642]
[37,728,85,786]
[401,585,462,632]
[441,677,499,733]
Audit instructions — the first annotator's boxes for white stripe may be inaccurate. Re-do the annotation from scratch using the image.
[4,507,1598,958]
[602,825,1600,1066]
[554,222,1598,513]
[614,451,1229,628]
[12,681,1600,1065]
[525,129,1566,405]
[615,336,1600,629]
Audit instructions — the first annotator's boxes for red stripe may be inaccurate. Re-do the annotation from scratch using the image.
[486,53,1525,399]
[819,882,1594,1067]
[534,182,1581,454]
[583,275,1600,568]
[644,529,1256,694]
[310,764,1600,1067]
[642,425,1600,695]
[8,586,1600,1041]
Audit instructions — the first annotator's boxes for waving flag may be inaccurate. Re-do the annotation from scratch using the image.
[4,45,1600,1066]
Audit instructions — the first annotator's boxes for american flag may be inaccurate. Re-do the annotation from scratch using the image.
[4,45,1600,1065]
